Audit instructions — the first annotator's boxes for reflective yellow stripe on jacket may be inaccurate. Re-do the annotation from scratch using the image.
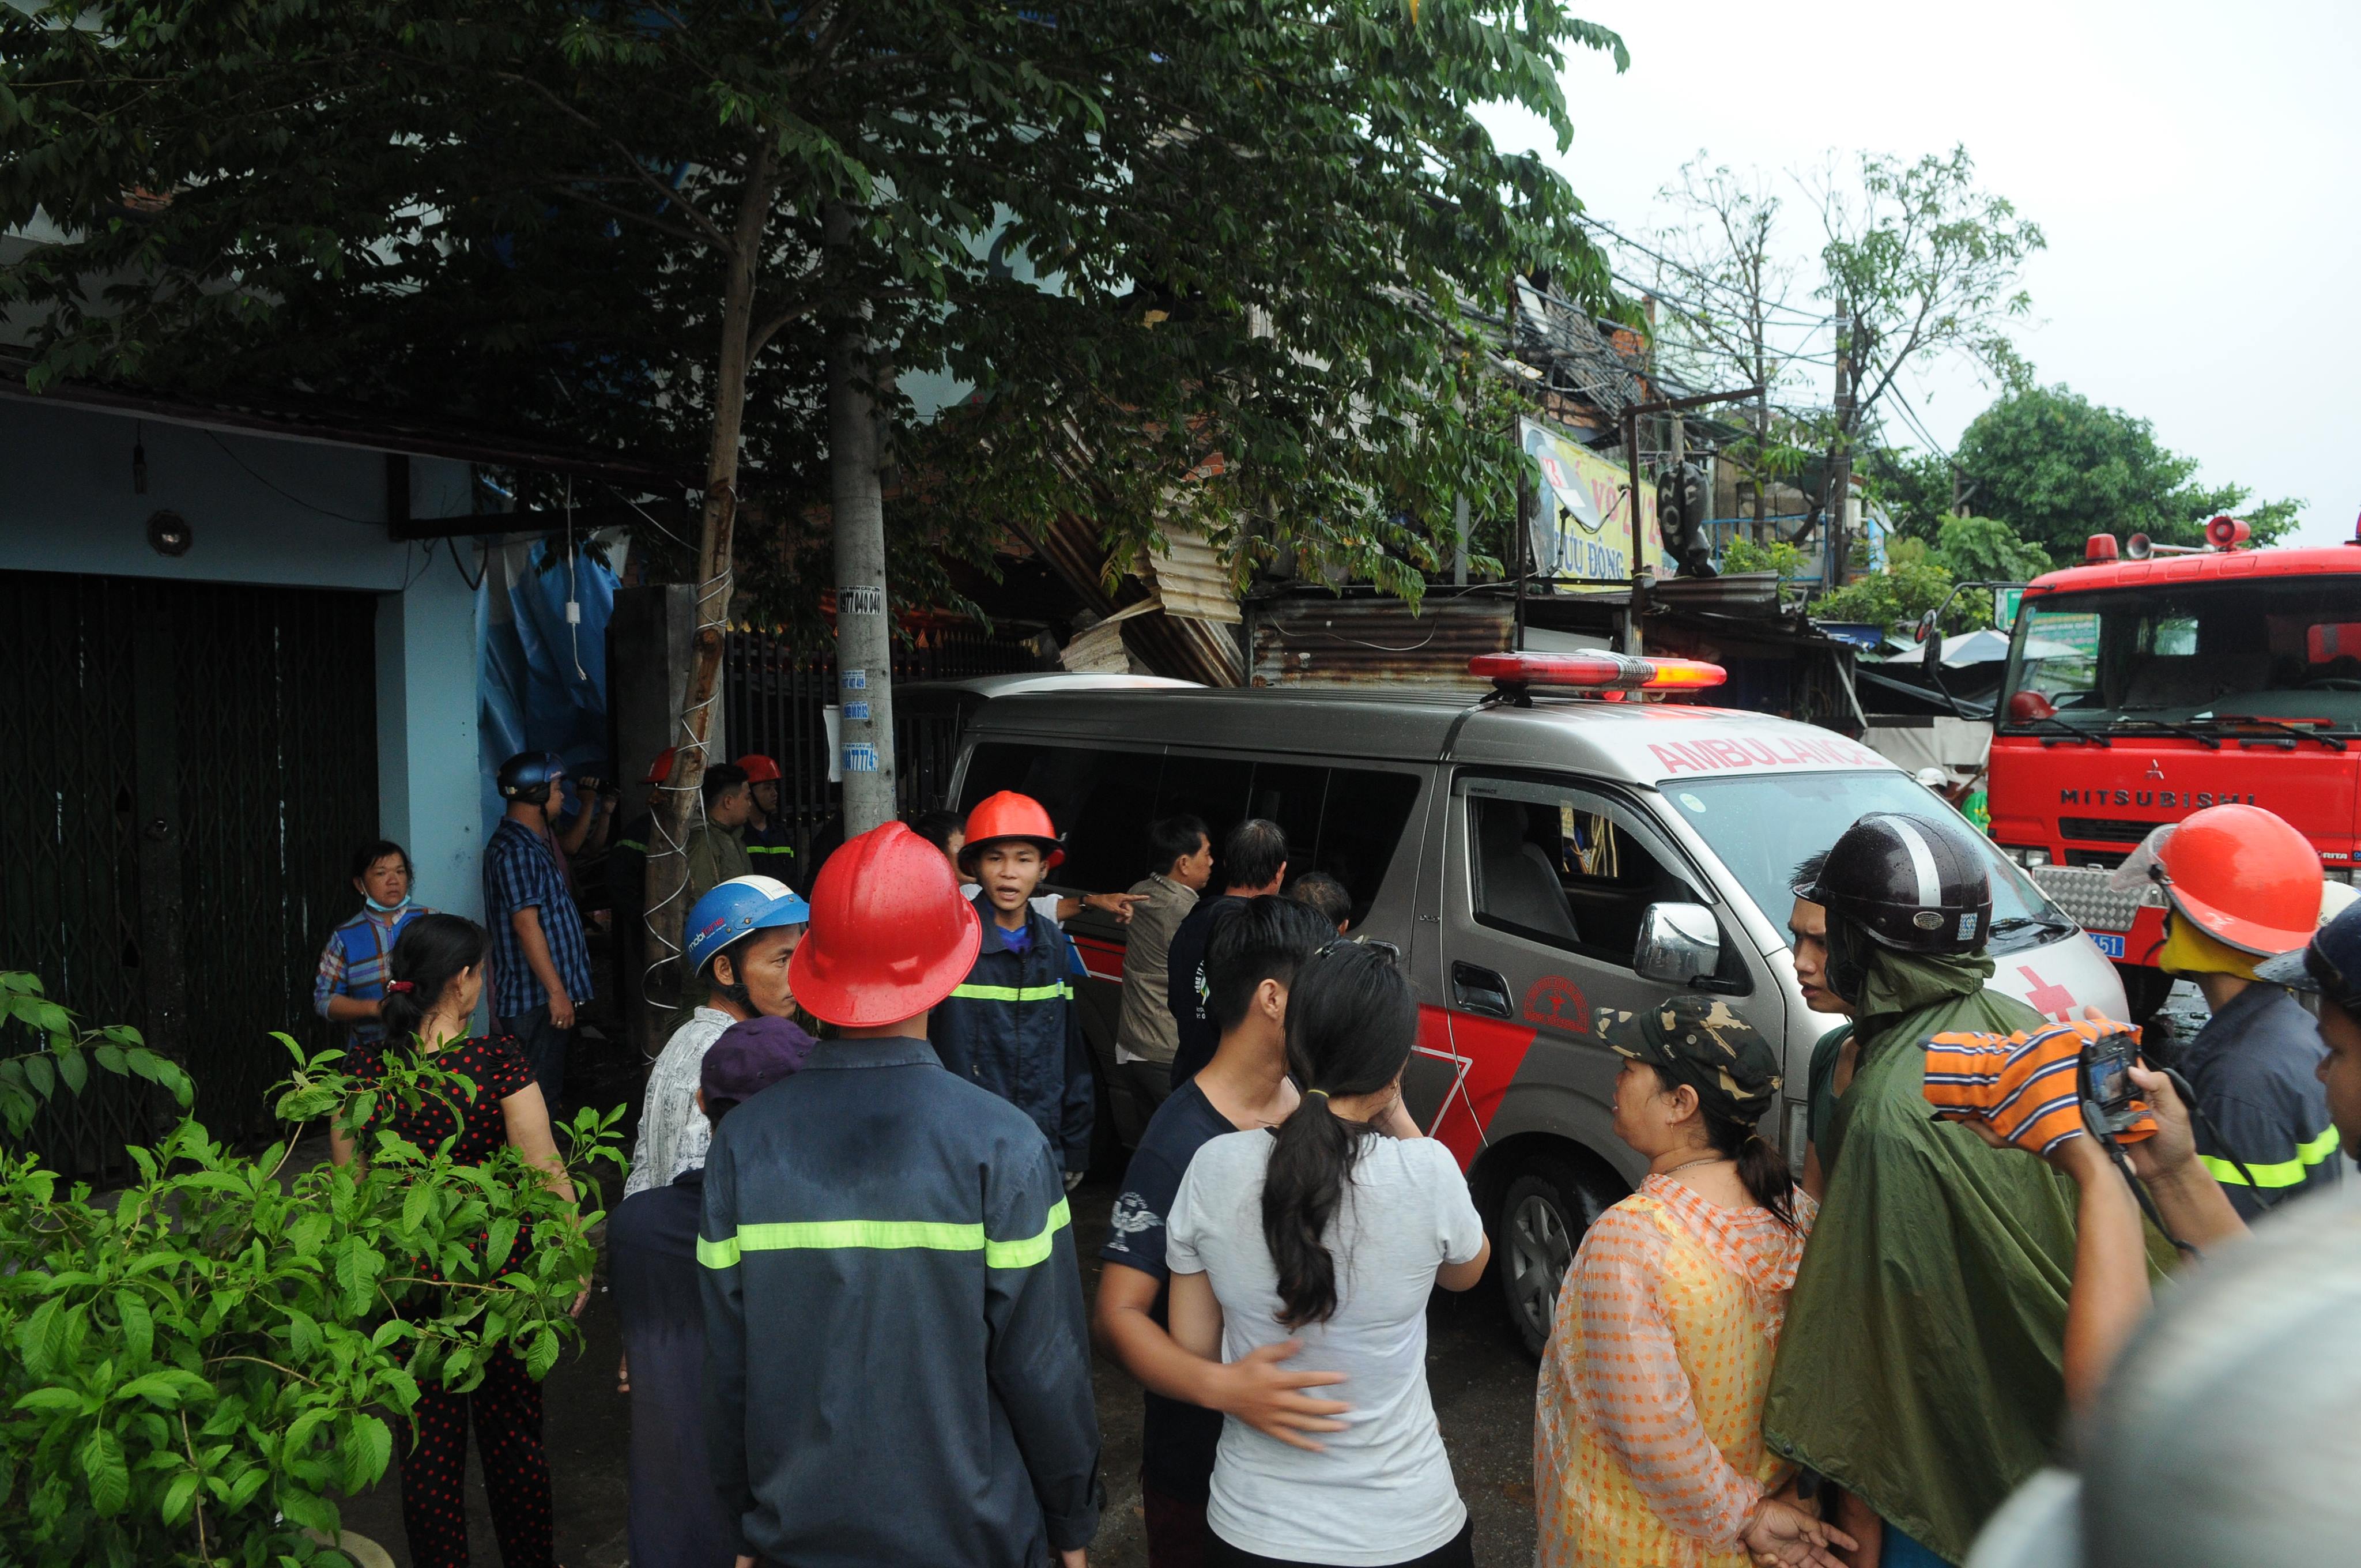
[696,1196,1071,1271]
[2200,1126,2344,1188]
[949,982,1074,1004]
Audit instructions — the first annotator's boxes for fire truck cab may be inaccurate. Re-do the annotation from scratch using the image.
[1989,517,2361,1015]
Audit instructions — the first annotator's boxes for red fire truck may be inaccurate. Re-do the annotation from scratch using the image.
[1985,515,2361,1016]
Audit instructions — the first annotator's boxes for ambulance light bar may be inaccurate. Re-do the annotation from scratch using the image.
[1468,651,1728,693]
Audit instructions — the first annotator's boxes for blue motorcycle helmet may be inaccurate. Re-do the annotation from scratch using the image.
[496,750,567,804]
[685,875,813,979]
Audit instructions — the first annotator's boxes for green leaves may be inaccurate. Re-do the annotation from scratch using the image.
[0,1002,621,1565]
[77,1427,127,1517]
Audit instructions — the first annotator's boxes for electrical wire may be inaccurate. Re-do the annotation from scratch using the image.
[203,431,380,524]
[445,534,487,590]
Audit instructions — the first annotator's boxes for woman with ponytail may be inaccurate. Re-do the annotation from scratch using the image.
[328,912,579,1568]
[1534,997,1851,1568]
[1165,941,1491,1567]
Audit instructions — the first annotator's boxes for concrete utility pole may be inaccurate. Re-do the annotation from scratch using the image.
[825,204,897,835]
[1826,303,1855,590]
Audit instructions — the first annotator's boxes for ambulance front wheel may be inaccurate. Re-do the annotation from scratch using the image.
[1496,1150,1610,1360]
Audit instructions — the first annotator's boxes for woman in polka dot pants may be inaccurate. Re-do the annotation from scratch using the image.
[332,913,584,1568]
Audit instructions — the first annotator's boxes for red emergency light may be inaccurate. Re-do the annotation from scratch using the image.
[1469,651,1728,695]
[2083,533,2119,564]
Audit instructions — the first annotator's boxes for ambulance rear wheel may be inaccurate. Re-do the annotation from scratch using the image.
[1498,1151,1608,1360]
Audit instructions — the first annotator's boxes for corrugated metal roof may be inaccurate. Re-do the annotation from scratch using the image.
[1143,528,1242,624]
[1251,596,1514,691]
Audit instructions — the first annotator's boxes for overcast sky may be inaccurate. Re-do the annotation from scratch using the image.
[1477,0,2360,546]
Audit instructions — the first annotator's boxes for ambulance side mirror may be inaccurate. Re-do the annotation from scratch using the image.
[1634,902,1722,987]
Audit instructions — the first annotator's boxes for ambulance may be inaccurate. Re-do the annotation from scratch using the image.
[948,653,2124,1353]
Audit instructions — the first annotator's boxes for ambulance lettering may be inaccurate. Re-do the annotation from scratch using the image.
[1650,734,1884,776]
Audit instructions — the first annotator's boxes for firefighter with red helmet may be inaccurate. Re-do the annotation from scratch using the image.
[732,753,798,871]
[2115,803,2343,1217]
[934,791,1097,1189]
[697,822,1103,1566]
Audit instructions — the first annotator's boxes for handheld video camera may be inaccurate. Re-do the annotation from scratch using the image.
[2077,1026,2144,1137]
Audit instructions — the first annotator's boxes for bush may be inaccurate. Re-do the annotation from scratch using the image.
[1719,536,1811,577]
[0,974,623,1568]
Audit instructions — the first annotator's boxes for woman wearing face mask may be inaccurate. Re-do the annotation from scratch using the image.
[1166,940,1492,1567]
[314,839,435,1047]
[1534,998,1848,1568]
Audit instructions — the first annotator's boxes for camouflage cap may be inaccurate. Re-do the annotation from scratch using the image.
[1609,995,1783,1119]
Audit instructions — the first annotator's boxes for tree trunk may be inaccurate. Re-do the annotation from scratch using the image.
[643,146,773,1011]
[826,202,898,837]
[1825,307,1855,589]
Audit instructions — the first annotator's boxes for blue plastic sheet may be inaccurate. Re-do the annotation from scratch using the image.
[477,538,619,836]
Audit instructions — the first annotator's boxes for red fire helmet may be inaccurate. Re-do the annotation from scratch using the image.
[787,822,982,1028]
[643,747,678,786]
[733,753,783,784]
[959,790,1065,870]
[2152,804,2323,957]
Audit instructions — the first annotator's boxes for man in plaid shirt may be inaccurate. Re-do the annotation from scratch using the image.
[484,752,595,1110]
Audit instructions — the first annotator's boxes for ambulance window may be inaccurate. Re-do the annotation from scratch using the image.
[1312,768,1423,916]
[958,742,1161,892]
[1153,754,1253,852]
[1246,762,1329,869]
[1464,775,1719,971]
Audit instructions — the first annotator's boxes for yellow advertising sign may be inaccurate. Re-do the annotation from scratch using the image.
[1520,417,1663,586]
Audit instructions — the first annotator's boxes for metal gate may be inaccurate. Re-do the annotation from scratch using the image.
[723,623,1046,858]
[0,571,381,1178]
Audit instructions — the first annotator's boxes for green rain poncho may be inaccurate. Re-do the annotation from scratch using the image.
[1763,949,2075,1567]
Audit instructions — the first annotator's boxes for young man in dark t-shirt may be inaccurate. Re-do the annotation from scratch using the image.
[1097,895,1344,1566]
[1163,818,1289,1090]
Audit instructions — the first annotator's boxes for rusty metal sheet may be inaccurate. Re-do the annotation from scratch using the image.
[1251,595,1513,689]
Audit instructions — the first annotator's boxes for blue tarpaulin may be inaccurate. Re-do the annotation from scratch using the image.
[478,537,620,834]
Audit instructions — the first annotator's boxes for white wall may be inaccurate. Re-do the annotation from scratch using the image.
[0,395,485,918]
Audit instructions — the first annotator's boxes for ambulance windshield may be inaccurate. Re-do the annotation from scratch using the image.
[1663,771,2070,955]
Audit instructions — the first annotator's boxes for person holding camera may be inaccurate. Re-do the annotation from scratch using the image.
[1958,898,2361,1566]
[1767,813,2090,1568]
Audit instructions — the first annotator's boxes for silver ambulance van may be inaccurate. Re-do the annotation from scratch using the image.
[944,654,2124,1353]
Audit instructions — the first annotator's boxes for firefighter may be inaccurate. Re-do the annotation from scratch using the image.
[1766,811,2090,1568]
[2119,803,2341,1218]
[934,790,1096,1189]
[733,752,798,873]
[698,821,1103,1565]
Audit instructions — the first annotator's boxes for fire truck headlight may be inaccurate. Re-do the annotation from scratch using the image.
[2001,845,2050,868]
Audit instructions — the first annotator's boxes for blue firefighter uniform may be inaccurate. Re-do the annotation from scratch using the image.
[932,903,1096,1175]
[698,1036,1103,1565]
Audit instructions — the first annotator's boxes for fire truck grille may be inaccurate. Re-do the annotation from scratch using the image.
[2060,817,2168,845]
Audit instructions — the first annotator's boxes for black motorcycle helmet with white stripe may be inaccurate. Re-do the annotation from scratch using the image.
[1796,811,1993,955]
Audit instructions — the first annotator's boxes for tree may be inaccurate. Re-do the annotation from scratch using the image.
[1643,157,1813,541]
[1932,514,2049,582]
[1609,145,2042,576]
[1951,383,2299,561]
[2,0,1628,970]
[1805,145,2044,579]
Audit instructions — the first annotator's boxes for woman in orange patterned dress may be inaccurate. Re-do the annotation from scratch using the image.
[1534,999,1851,1568]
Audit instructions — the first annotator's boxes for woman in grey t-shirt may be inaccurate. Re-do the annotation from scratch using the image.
[1167,941,1492,1567]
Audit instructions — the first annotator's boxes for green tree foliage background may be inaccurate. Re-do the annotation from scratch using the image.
[0,0,1630,635]
[1950,383,2299,561]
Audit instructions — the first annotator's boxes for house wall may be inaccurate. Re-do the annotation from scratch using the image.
[0,395,486,918]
